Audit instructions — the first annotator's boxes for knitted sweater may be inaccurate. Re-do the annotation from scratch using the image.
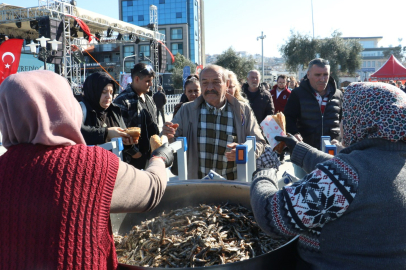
[0,143,119,270]
[251,138,406,270]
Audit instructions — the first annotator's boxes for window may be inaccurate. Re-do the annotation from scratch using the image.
[362,61,366,68]
[123,45,134,57]
[127,1,133,6]
[138,15,144,21]
[104,55,111,62]
[372,61,375,68]
[139,44,150,57]
[159,0,165,3]
[158,29,166,39]
[176,12,182,18]
[171,43,183,55]
[171,28,182,40]
[367,61,371,67]
[127,16,133,22]
[124,60,134,73]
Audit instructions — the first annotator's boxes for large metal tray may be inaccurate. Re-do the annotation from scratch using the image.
[111,180,298,270]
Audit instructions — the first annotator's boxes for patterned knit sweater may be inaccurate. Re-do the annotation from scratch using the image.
[251,139,406,269]
[0,143,119,270]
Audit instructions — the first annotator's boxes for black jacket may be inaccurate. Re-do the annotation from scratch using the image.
[242,83,275,124]
[153,90,167,109]
[81,99,126,145]
[284,75,342,150]
[80,71,126,145]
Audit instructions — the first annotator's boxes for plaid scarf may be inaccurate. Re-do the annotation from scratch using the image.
[198,102,237,180]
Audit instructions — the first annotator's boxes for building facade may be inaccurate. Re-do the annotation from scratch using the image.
[343,37,390,81]
[119,0,205,73]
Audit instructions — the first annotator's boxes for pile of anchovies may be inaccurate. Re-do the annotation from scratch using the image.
[114,203,288,268]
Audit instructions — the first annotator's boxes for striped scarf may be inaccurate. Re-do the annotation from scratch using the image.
[313,89,330,114]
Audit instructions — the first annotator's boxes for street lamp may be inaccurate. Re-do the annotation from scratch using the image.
[311,0,315,38]
[257,31,266,82]
[26,36,62,70]
[122,54,136,73]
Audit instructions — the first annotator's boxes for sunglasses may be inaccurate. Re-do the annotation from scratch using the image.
[132,65,155,75]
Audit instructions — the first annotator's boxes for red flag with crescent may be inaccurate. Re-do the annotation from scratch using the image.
[66,14,99,42]
[0,39,23,85]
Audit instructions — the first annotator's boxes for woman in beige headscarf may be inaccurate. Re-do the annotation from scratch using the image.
[0,70,173,269]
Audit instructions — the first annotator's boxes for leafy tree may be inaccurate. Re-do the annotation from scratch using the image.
[383,45,405,61]
[171,53,196,89]
[215,47,256,81]
[280,30,363,83]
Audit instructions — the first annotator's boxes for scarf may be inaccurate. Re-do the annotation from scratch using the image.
[0,70,85,148]
[343,82,406,146]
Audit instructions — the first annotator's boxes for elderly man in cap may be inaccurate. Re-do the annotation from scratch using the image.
[163,65,266,180]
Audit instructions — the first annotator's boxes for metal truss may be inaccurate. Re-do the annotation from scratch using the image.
[150,5,159,93]
[0,1,165,94]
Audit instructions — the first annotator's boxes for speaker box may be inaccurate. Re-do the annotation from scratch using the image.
[158,43,167,73]
[37,17,64,65]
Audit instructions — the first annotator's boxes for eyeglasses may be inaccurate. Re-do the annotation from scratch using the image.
[141,65,154,73]
[132,65,155,75]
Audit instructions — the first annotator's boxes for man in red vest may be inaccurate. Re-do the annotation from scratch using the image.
[270,75,291,113]
[270,75,291,162]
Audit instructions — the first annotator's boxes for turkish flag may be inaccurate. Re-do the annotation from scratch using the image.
[0,39,23,85]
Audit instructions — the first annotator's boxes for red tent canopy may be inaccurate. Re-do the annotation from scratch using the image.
[370,55,406,80]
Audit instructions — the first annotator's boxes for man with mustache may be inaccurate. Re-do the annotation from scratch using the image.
[162,65,266,180]
[284,58,343,178]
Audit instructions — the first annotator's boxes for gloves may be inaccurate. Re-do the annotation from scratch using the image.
[150,143,174,168]
[274,133,299,155]
[170,152,178,176]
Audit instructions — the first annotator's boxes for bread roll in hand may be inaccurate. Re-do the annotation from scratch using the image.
[150,135,163,153]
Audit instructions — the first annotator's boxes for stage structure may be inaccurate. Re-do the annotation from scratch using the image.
[0,1,165,94]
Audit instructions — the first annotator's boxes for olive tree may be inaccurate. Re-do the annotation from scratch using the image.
[280,30,363,83]
[215,47,256,81]
[171,53,196,90]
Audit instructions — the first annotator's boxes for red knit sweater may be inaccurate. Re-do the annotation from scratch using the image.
[0,143,119,270]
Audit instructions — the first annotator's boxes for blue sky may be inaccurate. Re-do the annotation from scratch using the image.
[10,0,406,57]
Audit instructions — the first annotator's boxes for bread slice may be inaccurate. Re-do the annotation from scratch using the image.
[150,135,163,153]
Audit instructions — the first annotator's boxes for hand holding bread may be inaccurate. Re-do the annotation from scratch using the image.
[272,112,287,154]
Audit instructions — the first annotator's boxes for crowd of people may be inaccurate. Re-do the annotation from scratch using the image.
[2,57,406,269]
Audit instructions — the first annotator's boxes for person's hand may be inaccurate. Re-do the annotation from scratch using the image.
[331,139,345,153]
[107,127,131,141]
[122,136,138,145]
[275,133,299,155]
[150,143,174,168]
[225,143,238,161]
[162,122,179,139]
[132,152,142,159]
[293,133,303,142]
